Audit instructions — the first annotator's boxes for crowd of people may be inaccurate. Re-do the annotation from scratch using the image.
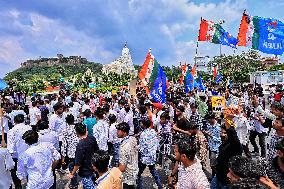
[0,83,283,189]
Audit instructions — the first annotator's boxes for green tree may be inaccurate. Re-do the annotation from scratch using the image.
[269,64,284,71]
[209,50,265,83]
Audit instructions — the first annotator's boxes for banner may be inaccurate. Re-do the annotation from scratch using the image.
[211,96,225,112]
[112,89,117,95]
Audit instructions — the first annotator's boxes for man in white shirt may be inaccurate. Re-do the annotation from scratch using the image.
[7,114,32,189]
[49,103,65,135]
[82,98,91,113]
[72,97,82,114]
[50,95,58,113]
[93,108,109,151]
[233,108,252,157]
[7,114,31,158]
[117,99,127,123]
[29,101,41,126]
[0,111,10,144]
[69,102,80,123]
[17,129,60,189]
[184,98,192,120]
[108,114,121,167]
[38,121,59,151]
[173,139,209,189]
[9,105,27,125]
[123,105,134,136]
[249,96,268,157]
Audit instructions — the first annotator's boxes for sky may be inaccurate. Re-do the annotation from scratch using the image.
[0,0,284,78]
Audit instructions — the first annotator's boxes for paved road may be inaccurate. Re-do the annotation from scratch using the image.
[55,165,169,189]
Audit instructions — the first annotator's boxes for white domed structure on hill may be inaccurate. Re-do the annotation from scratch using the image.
[102,43,137,76]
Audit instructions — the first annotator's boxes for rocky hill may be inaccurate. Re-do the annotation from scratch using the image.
[4,62,103,81]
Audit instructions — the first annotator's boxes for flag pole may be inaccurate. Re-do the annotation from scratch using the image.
[195,17,202,65]
[0,95,6,148]
[218,19,225,57]
[196,41,199,57]
[195,41,199,65]
[171,65,174,83]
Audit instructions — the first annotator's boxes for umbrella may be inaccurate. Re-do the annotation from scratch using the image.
[0,79,7,90]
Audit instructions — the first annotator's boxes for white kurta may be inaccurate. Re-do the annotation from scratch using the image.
[233,114,251,145]
[17,142,60,189]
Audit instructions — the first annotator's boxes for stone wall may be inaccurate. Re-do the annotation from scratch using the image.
[20,55,88,68]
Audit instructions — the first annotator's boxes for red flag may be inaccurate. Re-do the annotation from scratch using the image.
[213,65,218,77]
[191,64,197,77]
[237,14,250,46]
[198,19,215,41]
[180,63,187,84]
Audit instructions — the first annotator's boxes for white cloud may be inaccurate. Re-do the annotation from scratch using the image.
[9,9,20,18]
[1,0,282,78]
[126,0,249,65]
[0,10,117,77]
[0,37,33,76]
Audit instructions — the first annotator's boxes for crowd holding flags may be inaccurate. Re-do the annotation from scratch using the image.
[179,63,206,92]
[138,10,284,97]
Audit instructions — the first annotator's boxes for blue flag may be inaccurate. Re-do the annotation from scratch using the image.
[216,74,223,84]
[213,24,239,48]
[197,76,206,91]
[150,65,167,103]
[184,71,194,93]
[0,79,8,90]
[229,80,233,89]
[193,80,198,88]
[255,16,284,55]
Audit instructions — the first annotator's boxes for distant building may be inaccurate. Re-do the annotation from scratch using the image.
[102,43,137,76]
[261,57,279,68]
[194,56,210,73]
[250,70,284,89]
[20,54,88,68]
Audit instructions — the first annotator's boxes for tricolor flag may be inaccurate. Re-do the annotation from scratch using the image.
[198,18,238,48]
[238,13,284,55]
[139,50,155,87]
[139,50,167,103]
